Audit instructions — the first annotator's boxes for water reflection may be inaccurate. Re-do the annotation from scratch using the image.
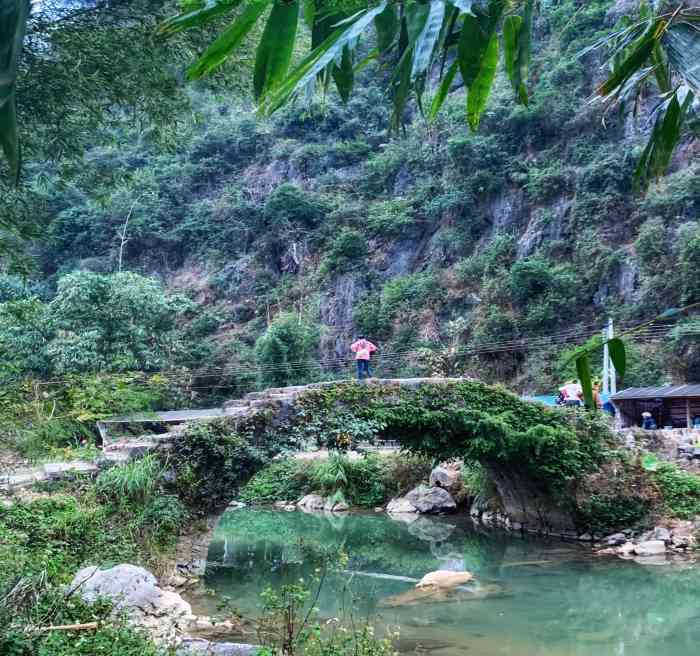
[199,509,700,655]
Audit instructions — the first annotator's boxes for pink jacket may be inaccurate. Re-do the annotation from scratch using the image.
[351,339,377,360]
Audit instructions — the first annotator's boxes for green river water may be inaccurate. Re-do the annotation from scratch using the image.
[194,509,700,656]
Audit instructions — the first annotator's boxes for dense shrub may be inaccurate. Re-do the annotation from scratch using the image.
[255,313,320,387]
[168,418,278,511]
[575,494,650,534]
[654,463,700,519]
[239,459,310,504]
[239,453,432,508]
[263,184,327,229]
[320,227,368,274]
[292,381,612,498]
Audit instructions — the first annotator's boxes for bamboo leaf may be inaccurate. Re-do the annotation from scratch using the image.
[663,22,700,94]
[576,354,595,411]
[405,1,430,46]
[262,2,387,114]
[187,0,269,80]
[457,0,503,88]
[411,0,445,79]
[0,0,29,183]
[503,15,521,89]
[449,0,476,16]
[373,2,398,53]
[158,0,244,37]
[467,30,498,130]
[607,337,626,383]
[332,44,354,103]
[428,59,458,121]
[634,89,693,189]
[254,0,299,99]
[597,20,661,97]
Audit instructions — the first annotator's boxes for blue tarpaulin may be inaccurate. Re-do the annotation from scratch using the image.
[524,393,611,407]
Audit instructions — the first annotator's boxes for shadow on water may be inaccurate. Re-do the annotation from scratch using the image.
[195,509,700,656]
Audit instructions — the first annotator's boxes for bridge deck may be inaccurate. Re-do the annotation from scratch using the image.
[99,408,226,424]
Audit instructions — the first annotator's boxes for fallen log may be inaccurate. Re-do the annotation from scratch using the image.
[36,622,99,632]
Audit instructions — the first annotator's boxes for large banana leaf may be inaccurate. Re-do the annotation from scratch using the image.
[663,22,700,93]
[0,0,29,184]
[457,0,503,88]
[253,0,299,99]
[260,1,387,114]
[374,2,397,54]
[428,58,458,120]
[457,0,504,131]
[467,29,498,129]
[503,0,533,105]
[410,0,445,79]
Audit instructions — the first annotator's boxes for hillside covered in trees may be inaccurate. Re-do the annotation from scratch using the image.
[2,0,700,404]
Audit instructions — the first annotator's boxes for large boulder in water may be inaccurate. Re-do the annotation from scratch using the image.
[297,494,325,510]
[386,497,418,514]
[405,485,456,513]
[70,564,193,644]
[416,570,473,589]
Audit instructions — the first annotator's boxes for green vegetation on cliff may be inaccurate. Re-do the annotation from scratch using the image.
[2,0,700,407]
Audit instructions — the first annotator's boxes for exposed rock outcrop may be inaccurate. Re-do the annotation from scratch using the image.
[405,485,457,513]
[386,497,418,514]
[387,485,456,516]
[429,462,462,496]
[71,564,193,644]
[483,463,577,534]
[297,493,348,512]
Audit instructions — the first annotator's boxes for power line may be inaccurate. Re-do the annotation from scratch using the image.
[22,320,696,392]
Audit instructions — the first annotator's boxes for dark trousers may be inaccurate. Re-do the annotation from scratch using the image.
[356,359,372,380]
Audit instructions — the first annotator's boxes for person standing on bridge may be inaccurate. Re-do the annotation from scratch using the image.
[351,335,377,381]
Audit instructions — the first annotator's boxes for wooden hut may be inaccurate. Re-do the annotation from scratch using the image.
[610,385,700,429]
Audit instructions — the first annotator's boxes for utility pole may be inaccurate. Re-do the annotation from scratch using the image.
[602,324,609,395]
[602,318,616,395]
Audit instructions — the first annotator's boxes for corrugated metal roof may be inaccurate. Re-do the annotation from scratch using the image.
[611,385,700,400]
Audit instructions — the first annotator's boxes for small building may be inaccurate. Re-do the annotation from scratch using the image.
[610,385,700,429]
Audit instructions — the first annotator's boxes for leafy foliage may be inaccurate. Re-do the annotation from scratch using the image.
[289,380,612,497]
[168,417,283,511]
[240,453,432,507]
[255,312,320,387]
[653,462,700,519]
[0,0,28,182]
[0,271,195,377]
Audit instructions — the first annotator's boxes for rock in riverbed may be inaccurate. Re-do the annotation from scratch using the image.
[633,540,667,556]
[387,486,456,515]
[387,497,419,514]
[71,564,193,644]
[177,638,259,655]
[416,570,473,588]
[406,485,456,513]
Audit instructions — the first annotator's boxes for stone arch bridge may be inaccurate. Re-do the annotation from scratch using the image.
[95,377,601,536]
